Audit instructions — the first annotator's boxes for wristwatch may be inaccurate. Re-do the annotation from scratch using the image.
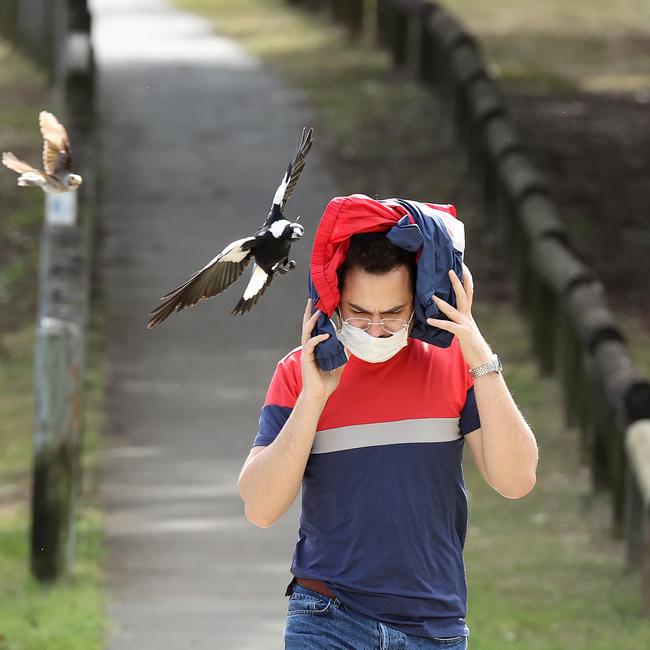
[469,353,502,378]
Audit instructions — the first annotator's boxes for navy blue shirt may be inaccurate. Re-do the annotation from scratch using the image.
[253,336,480,639]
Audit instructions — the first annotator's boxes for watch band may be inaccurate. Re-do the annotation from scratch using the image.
[469,353,502,378]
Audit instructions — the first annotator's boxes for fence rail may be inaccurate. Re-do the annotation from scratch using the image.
[286,0,650,613]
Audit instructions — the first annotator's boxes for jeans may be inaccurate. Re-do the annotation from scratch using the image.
[284,582,468,650]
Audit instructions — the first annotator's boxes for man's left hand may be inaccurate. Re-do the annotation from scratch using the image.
[426,262,493,369]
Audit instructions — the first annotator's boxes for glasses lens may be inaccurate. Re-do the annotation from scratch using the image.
[346,318,371,331]
[381,319,408,334]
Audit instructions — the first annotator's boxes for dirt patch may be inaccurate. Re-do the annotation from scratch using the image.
[505,90,650,330]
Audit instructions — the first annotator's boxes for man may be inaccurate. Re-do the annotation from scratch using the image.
[238,214,538,649]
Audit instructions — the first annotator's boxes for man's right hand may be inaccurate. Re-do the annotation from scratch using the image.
[301,298,348,403]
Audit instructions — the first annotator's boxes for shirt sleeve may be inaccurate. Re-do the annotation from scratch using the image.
[459,357,481,436]
[251,350,301,447]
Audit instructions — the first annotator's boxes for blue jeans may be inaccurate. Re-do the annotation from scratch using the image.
[284,582,468,649]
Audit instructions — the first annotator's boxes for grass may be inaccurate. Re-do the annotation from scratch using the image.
[0,39,107,650]
[440,0,650,382]
[465,300,649,649]
[441,0,650,93]
[171,1,650,647]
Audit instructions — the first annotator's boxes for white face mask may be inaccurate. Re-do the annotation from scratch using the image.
[331,309,414,364]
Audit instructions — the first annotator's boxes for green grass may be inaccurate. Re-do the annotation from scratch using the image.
[0,310,108,650]
[465,300,650,649]
[0,504,105,650]
[171,1,650,647]
[0,39,107,650]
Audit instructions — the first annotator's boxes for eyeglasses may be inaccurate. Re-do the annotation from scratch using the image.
[334,309,415,334]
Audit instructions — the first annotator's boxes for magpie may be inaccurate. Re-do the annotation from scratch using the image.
[2,111,83,193]
[146,126,313,329]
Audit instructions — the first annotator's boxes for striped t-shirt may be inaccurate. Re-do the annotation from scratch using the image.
[252,335,480,639]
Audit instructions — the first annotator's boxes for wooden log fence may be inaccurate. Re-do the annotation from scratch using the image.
[285,0,650,613]
[625,420,650,605]
[0,0,96,582]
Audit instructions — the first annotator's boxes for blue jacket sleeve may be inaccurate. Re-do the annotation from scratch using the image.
[307,273,348,371]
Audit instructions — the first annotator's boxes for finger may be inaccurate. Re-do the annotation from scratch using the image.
[303,332,329,357]
[449,269,469,314]
[432,294,459,322]
[462,263,474,309]
[426,317,457,334]
[303,298,311,326]
[306,308,321,328]
[301,307,321,345]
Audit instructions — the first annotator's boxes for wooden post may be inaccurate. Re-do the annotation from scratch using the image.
[31,198,86,580]
[458,74,505,180]
[591,342,650,529]
[624,420,650,614]
[558,280,618,431]
[513,194,567,317]
[31,314,83,580]
[529,236,594,376]
[495,155,549,259]
[0,0,19,40]
[343,0,365,38]
[477,116,522,224]
[30,0,95,582]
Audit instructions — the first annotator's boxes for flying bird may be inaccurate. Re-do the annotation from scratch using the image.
[146,126,314,329]
[1,111,83,193]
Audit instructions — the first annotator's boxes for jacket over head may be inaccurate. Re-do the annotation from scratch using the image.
[307,193,467,371]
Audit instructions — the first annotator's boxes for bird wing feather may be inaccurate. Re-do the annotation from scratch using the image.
[39,111,73,176]
[231,262,274,315]
[146,237,256,328]
[2,152,43,176]
[268,126,313,214]
[280,126,313,211]
[262,126,313,230]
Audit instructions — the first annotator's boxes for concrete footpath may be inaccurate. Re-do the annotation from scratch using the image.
[91,0,338,647]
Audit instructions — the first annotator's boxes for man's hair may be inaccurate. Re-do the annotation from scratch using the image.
[337,232,417,295]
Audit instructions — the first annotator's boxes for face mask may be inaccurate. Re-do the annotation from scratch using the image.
[331,309,414,364]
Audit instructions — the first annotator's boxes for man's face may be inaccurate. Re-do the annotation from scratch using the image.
[338,265,415,338]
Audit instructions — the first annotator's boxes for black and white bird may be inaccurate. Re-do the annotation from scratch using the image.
[1,111,83,193]
[146,126,313,329]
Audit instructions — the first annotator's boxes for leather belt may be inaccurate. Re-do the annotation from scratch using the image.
[295,577,337,600]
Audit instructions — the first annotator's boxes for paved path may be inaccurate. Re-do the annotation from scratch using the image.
[91,1,338,646]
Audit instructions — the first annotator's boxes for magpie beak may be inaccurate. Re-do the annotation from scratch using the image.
[2,111,83,193]
[146,126,314,328]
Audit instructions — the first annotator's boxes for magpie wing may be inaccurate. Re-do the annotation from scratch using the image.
[39,111,73,177]
[266,127,313,225]
[231,262,274,315]
[147,236,256,328]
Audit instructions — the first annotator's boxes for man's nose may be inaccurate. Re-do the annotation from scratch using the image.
[367,322,386,338]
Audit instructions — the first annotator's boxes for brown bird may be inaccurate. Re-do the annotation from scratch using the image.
[2,111,83,193]
[146,126,314,329]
